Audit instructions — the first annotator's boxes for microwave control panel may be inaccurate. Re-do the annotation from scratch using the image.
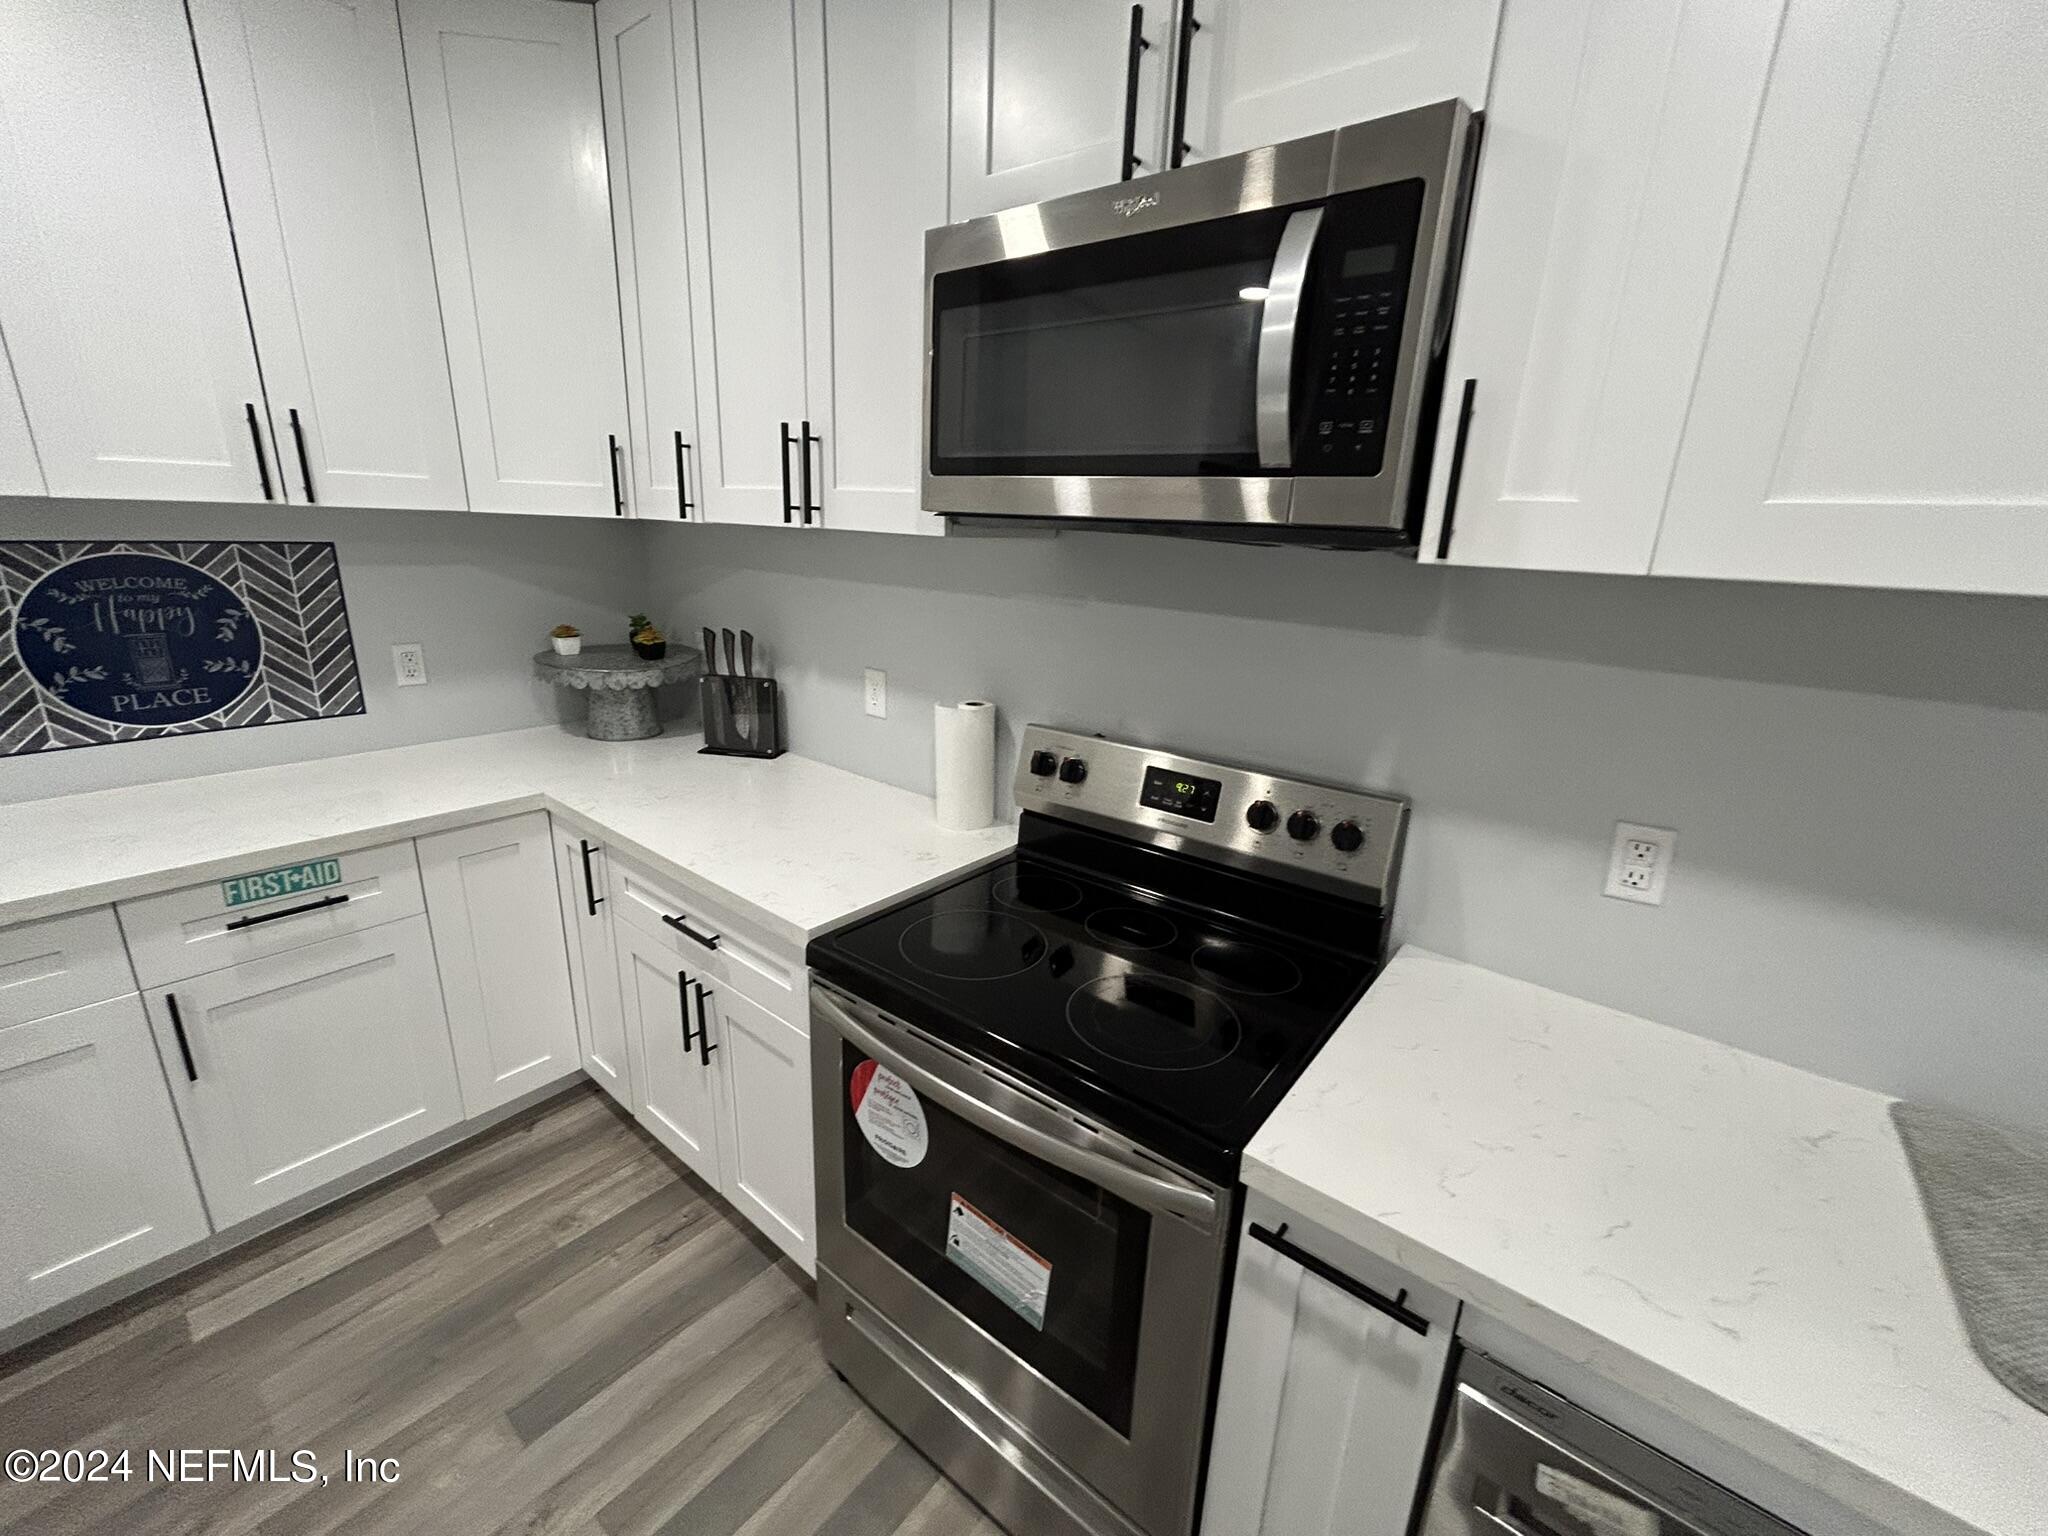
[1298,178,1425,477]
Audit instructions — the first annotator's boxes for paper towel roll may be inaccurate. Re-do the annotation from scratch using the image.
[933,699,996,831]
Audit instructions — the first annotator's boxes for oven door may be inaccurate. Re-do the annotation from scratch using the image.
[811,981,1230,1536]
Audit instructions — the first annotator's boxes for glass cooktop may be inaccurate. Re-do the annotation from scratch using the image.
[808,836,1379,1182]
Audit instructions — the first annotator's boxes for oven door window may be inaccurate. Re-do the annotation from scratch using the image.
[929,204,1306,477]
[840,1044,1150,1435]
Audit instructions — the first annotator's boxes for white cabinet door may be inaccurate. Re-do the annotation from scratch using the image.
[1654,0,2048,594]
[1416,0,1785,573]
[676,0,811,526]
[1202,1198,1457,1536]
[792,0,947,537]
[1172,0,1499,166]
[190,0,467,512]
[598,0,704,525]
[0,0,272,503]
[615,917,723,1187]
[949,0,1171,218]
[146,915,464,1228]
[0,340,43,496]
[401,0,633,517]
[0,994,210,1330]
[418,813,581,1118]
[552,824,632,1110]
[709,984,814,1271]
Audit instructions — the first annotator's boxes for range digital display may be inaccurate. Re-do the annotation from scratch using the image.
[1140,765,1222,823]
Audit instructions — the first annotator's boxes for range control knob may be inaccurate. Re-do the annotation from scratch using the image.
[1286,809,1320,843]
[1245,799,1280,833]
[1028,749,1059,777]
[1331,820,1365,854]
[1058,756,1088,785]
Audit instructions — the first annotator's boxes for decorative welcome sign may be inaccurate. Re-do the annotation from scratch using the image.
[1,541,364,756]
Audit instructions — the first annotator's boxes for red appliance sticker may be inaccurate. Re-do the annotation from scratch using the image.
[850,1059,929,1168]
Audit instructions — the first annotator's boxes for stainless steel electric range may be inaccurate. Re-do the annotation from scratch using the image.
[807,724,1408,1536]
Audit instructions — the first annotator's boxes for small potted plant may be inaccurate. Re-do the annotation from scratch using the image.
[628,615,667,660]
[549,623,582,657]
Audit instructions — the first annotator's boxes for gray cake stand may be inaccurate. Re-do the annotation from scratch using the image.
[533,644,700,741]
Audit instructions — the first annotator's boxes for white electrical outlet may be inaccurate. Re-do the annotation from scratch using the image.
[863,668,887,719]
[1604,822,1676,905]
[391,642,428,687]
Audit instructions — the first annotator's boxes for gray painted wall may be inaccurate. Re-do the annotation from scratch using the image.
[646,522,2048,1135]
[0,498,642,800]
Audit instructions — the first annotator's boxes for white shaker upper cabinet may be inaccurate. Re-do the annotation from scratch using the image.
[950,0,1172,220]
[1654,0,2048,594]
[0,342,43,496]
[597,0,704,524]
[401,0,632,517]
[1170,0,1500,166]
[190,0,466,513]
[793,0,948,536]
[0,1,272,504]
[1416,0,1786,573]
[674,0,812,527]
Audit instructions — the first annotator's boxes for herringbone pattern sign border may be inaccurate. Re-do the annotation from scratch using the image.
[0,540,365,757]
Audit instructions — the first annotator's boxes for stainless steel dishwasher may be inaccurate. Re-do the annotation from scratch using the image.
[1419,1352,1805,1536]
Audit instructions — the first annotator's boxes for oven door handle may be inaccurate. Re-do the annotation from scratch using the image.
[815,987,1218,1228]
[1254,205,1324,469]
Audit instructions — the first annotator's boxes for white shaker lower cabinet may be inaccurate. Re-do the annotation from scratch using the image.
[1417,0,1786,573]
[551,824,633,1110]
[143,916,464,1229]
[707,984,814,1271]
[0,994,211,1330]
[614,916,725,1189]
[418,813,582,1117]
[1202,1192,1458,1536]
[1652,0,2048,595]
[400,0,633,517]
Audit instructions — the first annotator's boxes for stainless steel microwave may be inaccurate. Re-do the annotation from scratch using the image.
[923,99,1478,544]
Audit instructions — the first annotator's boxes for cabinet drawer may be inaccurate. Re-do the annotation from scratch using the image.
[118,840,425,987]
[607,856,806,1027]
[0,906,134,1030]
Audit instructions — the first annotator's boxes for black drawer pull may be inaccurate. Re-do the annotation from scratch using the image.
[660,912,720,950]
[779,421,796,524]
[245,403,274,501]
[578,839,603,916]
[166,992,198,1083]
[224,892,351,931]
[692,981,717,1066]
[1248,1221,1430,1336]
[608,433,626,516]
[1120,5,1149,180]
[675,431,695,519]
[678,968,696,1050]
[289,407,316,503]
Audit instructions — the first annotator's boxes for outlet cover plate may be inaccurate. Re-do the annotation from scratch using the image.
[1604,821,1675,905]
[863,668,887,719]
[392,643,428,687]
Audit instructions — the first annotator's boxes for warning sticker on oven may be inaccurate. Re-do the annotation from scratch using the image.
[849,1060,928,1168]
[946,1193,1050,1330]
[1534,1464,1662,1536]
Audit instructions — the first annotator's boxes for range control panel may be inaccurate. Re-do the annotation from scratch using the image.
[1014,724,1408,905]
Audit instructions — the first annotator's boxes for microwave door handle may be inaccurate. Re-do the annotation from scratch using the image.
[1255,205,1325,469]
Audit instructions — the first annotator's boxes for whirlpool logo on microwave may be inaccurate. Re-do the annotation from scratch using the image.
[1111,191,1160,218]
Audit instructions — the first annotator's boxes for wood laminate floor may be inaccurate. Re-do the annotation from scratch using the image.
[0,1085,1001,1536]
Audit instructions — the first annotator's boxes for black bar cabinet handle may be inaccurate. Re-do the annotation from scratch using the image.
[661,912,720,950]
[1248,1222,1430,1336]
[288,407,316,503]
[1169,0,1199,167]
[1119,5,1149,181]
[245,403,274,501]
[1435,378,1477,561]
[779,421,795,523]
[224,892,350,932]
[578,839,603,916]
[608,433,626,516]
[677,968,695,1051]
[166,992,198,1083]
[692,982,717,1065]
[799,419,819,525]
[675,431,694,519]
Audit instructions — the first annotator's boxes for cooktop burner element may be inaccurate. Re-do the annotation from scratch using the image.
[1083,905,1179,951]
[1191,938,1304,997]
[991,871,1084,913]
[1068,972,1241,1071]
[895,909,1047,981]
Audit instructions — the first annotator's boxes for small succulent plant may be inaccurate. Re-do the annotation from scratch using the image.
[550,623,580,639]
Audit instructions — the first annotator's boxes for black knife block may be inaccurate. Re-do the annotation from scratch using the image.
[698,674,784,758]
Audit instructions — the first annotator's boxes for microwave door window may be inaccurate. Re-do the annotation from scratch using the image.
[930,205,1302,477]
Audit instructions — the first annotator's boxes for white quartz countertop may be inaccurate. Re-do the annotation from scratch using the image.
[1246,947,2047,1536]
[0,727,1015,945]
